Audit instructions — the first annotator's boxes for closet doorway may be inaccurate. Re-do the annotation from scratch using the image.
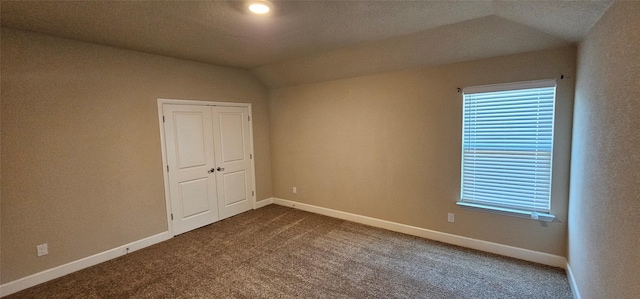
[158,99,256,235]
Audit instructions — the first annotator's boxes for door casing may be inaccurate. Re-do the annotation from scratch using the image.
[157,98,258,236]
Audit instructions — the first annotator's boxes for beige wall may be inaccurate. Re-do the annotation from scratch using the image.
[569,1,640,298]
[0,29,272,283]
[269,46,575,256]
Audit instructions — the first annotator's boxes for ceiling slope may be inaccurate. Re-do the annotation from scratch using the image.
[494,0,613,42]
[0,0,614,86]
[0,1,494,68]
[252,15,571,87]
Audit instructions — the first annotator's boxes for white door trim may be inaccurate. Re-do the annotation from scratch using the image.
[157,98,257,236]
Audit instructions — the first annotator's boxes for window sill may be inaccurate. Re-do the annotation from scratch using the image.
[456,202,556,222]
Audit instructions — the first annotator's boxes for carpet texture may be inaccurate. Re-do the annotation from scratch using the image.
[7,205,572,298]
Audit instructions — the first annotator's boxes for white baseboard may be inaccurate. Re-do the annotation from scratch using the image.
[0,231,171,298]
[1,199,569,297]
[272,198,567,269]
[254,197,273,209]
[2,198,274,297]
[566,262,582,299]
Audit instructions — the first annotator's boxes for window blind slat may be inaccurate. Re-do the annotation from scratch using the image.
[463,184,551,197]
[468,103,555,112]
[463,184,550,197]
[466,109,554,119]
[460,83,556,214]
[464,162,551,169]
[466,118,553,125]
[463,178,550,190]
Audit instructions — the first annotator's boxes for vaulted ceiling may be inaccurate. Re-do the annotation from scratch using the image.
[1,1,613,86]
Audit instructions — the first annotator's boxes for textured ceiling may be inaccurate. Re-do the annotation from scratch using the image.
[253,15,572,87]
[1,0,613,85]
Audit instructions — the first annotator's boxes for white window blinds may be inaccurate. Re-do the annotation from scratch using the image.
[459,80,556,218]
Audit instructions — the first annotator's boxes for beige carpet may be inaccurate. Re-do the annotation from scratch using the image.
[8,205,572,298]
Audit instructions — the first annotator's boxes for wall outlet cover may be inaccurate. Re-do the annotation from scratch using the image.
[37,243,48,257]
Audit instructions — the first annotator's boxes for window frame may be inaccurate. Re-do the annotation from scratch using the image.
[457,79,557,222]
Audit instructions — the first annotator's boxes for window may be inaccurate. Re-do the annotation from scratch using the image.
[458,80,556,221]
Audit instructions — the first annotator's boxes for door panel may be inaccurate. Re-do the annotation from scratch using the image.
[179,178,210,218]
[212,107,254,219]
[222,170,247,205]
[219,112,245,162]
[175,114,207,168]
[164,104,219,235]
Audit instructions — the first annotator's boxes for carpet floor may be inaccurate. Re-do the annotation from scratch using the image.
[7,205,572,298]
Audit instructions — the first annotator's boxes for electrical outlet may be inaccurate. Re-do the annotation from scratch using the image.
[37,243,48,257]
[292,187,297,194]
[447,213,455,223]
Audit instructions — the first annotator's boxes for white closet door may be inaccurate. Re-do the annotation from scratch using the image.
[211,106,254,220]
[163,104,219,235]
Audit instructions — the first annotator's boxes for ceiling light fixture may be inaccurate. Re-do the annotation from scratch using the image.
[247,0,272,15]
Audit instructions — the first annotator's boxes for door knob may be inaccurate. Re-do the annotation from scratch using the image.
[208,168,215,174]
[217,167,225,171]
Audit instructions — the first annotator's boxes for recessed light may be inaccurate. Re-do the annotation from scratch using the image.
[247,1,272,15]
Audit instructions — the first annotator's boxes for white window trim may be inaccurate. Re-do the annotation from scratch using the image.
[457,202,555,222]
[459,79,557,222]
[463,79,557,94]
